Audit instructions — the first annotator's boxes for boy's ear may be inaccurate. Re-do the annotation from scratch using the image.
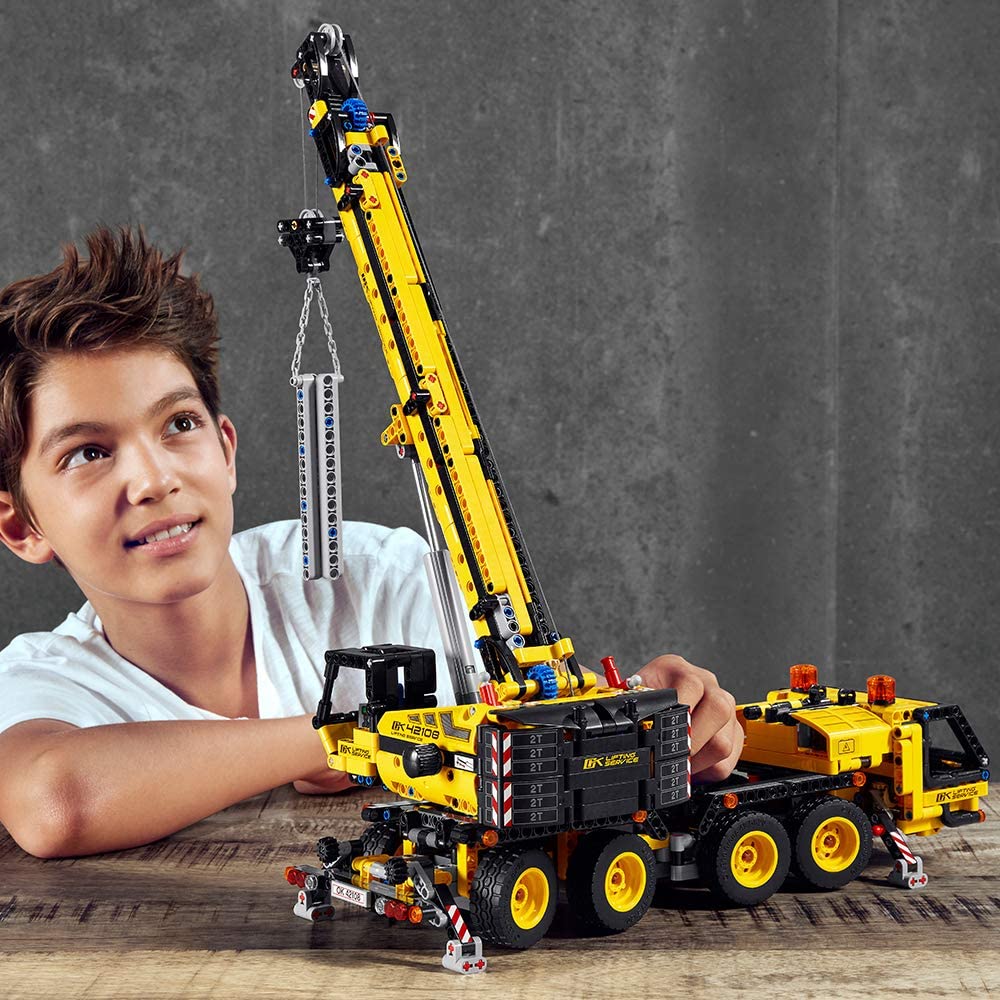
[218,415,238,495]
[0,491,55,565]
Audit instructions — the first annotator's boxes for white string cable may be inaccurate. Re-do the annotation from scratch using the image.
[299,88,308,210]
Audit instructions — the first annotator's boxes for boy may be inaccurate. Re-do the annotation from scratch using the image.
[0,226,743,858]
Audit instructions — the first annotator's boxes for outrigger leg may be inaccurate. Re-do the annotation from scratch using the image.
[869,789,928,890]
[380,853,488,973]
[437,884,487,975]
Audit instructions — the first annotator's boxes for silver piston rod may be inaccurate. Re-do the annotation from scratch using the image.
[409,458,482,704]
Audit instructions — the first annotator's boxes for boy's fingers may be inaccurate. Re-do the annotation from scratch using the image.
[637,654,706,711]
[688,683,737,757]
[293,770,354,795]
[635,653,739,761]
[690,716,745,780]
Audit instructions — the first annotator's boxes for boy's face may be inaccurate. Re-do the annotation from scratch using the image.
[4,346,237,611]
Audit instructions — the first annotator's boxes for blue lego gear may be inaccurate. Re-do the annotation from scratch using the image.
[341,98,369,130]
[527,665,559,700]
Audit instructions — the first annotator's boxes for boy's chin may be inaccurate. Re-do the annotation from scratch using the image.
[143,578,218,605]
[139,562,230,605]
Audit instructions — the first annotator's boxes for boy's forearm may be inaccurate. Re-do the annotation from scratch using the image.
[31,715,327,856]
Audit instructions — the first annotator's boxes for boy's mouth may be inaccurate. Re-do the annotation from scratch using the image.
[125,518,202,548]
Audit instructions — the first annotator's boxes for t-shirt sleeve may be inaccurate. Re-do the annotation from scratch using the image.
[0,657,133,735]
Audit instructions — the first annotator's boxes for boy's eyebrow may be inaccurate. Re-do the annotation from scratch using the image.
[147,387,203,419]
[37,387,204,458]
[37,421,109,458]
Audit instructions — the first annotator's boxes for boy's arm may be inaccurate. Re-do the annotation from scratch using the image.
[0,714,350,858]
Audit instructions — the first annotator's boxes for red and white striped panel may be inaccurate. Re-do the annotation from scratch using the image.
[501,733,512,825]
[490,730,499,775]
[889,829,917,865]
[447,903,473,944]
[489,778,514,827]
[686,711,692,797]
[490,731,512,774]
[488,731,514,826]
[488,732,500,826]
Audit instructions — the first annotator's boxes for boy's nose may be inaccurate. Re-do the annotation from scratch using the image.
[124,445,182,505]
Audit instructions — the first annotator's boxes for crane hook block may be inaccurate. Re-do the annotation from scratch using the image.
[277,213,345,274]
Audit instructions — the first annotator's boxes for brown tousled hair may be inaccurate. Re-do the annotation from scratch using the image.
[0,225,221,525]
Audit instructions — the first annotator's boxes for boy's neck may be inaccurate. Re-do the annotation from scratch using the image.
[87,554,259,719]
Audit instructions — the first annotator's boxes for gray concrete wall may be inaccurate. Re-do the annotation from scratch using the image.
[0,0,996,752]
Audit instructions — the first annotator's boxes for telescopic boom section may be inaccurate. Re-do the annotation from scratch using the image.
[291,26,584,690]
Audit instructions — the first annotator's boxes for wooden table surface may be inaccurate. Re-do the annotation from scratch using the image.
[1,784,997,999]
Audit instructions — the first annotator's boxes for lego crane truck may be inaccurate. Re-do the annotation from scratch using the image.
[279,24,990,974]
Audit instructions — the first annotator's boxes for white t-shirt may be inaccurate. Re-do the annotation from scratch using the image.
[0,520,456,735]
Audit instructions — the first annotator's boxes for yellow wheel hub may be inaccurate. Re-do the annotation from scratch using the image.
[730,831,779,888]
[811,818,861,872]
[510,866,550,930]
[604,851,647,913]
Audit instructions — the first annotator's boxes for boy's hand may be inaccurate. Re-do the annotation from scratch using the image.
[635,654,743,782]
[293,764,355,795]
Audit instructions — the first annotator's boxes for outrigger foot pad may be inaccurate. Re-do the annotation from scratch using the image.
[442,936,487,975]
[888,855,929,890]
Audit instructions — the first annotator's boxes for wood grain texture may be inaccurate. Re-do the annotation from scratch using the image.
[1,785,996,998]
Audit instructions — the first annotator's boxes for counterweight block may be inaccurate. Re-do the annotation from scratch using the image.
[294,373,344,580]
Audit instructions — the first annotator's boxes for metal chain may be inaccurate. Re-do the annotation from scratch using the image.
[290,276,341,384]
[314,278,339,367]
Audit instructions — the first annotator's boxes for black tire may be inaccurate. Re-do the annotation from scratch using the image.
[316,836,341,865]
[566,831,656,934]
[468,846,557,949]
[359,821,401,858]
[790,797,872,889]
[698,810,790,906]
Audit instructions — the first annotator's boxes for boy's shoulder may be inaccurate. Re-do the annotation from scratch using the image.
[231,519,430,587]
[1,599,103,664]
[0,603,143,731]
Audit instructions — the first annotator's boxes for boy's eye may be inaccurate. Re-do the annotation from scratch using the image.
[63,445,109,470]
[165,413,202,436]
